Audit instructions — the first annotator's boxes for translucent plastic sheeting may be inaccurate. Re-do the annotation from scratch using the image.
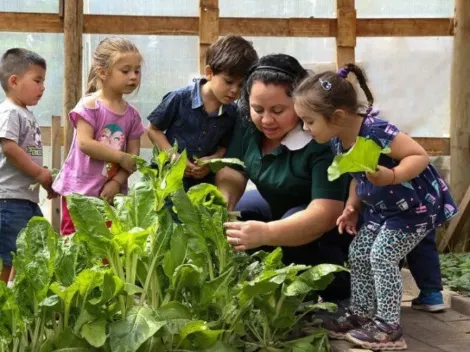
[83,0,198,16]
[0,33,64,126]
[83,34,199,120]
[0,0,58,13]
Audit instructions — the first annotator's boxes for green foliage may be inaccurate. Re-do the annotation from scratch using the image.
[0,146,342,351]
[440,253,470,296]
[328,136,390,181]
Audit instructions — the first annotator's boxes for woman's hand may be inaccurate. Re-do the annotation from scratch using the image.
[224,221,270,251]
[336,205,358,235]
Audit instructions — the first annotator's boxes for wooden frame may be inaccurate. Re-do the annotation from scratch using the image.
[1,1,462,244]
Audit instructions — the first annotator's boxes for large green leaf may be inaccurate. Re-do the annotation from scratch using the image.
[13,217,57,316]
[109,306,166,352]
[200,267,234,307]
[194,157,245,173]
[172,264,204,290]
[187,183,227,209]
[163,225,188,280]
[81,318,107,347]
[115,181,158,229]
[112,227,150,257]
[155,301,192,335]
[299,264,346,291]
[328,136,390,181]
[54,237,88,287]
[179,320,223,349]
[67,194,112,257]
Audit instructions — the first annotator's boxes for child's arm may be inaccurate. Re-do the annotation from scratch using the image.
[1,138,54,195]
[76,119,136,173]
[147,124,172,151]
[336,178,360,235]
[367,132,430,186]
[100,138,140,204]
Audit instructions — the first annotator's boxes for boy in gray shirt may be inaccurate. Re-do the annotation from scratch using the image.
[0,48,56,282]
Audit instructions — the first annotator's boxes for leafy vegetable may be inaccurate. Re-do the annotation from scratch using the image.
[194,157,246,173]
[1,145,342,352]
[328,136,390,181]
[440,253,470,296]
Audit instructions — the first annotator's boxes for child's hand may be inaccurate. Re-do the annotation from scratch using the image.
[119,154,137,174]
[336,205,358,235]
[185,159,196,178]
[36,168,53,188]
[366,166,395,186]
[191,156,212,179]
[100,179,121,204]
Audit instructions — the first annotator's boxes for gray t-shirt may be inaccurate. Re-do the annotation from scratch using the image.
[0,99,43,203]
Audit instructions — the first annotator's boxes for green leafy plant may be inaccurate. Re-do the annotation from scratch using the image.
[0,146,343,352]
[194,156,246,173]
[328,136,390,181]
[440,253,470,296]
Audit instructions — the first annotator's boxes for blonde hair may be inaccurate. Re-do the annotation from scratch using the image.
[86,37,141,94]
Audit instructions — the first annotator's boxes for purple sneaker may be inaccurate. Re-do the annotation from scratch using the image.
[346,317,407,350]
[322,310,369,340]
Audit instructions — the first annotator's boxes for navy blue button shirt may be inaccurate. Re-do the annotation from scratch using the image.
[147,78,237,160]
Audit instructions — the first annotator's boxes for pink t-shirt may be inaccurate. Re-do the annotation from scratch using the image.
[53,98,145,197]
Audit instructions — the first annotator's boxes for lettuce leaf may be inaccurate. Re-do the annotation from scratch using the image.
[327,136,390,181]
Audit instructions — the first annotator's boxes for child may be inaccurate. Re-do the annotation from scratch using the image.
[146,35,258,190]
[0,48,56,282]
[293,64,457,350]
[53,37,145,235]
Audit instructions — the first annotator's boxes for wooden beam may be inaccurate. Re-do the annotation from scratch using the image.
[84,15,199,35]
[199,0,219,74]
[219,18,336,37]
[336,0,356,69]
[448,0,470,251]
[0,12,63,32]
[39,126,450,155]
[439,184,470,252]
[63,0,83,155]
[0,12,454,37]
[357,18,454,37]
[50,116,61,233]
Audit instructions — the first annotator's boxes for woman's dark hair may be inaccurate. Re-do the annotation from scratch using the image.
[238,54,308,120]
[293,63,374,120]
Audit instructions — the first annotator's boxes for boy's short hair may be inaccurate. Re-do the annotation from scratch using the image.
[205,35,258,78]
[0,48,47,92]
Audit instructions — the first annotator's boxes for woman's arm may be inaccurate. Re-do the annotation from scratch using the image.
[215,166,248,211]
[265,198,344,246]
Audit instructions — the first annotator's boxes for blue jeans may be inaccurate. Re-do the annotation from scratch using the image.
[406,229,443,292]
[0,199,43,266]
[236,190,352,302]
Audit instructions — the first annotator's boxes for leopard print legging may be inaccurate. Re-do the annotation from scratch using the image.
[348,226,429,324]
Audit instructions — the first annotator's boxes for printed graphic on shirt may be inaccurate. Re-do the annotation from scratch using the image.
[99,123,125,178]
[26,120,42,157]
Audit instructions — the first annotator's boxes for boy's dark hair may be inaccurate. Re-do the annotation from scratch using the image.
[238,53,308,120]
[294,63,374,120]
[205,35,258,78]
[0,48,46,92]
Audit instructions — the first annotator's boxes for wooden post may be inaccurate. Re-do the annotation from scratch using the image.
[50,116,61,233]
[335,0,356,68]
[199,0,219,74]
[440,0,470,251]
[63,0,83,155]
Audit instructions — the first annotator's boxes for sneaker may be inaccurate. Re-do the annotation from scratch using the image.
[346,318,407,350]
[411,291,446,312]
[322,310,369,340]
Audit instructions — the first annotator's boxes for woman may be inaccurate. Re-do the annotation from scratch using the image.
[218,54,351,302]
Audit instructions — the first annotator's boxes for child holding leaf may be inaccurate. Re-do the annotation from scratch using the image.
[293,64,457,351]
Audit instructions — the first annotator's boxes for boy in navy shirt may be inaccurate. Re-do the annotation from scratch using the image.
[147,35,258,190]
